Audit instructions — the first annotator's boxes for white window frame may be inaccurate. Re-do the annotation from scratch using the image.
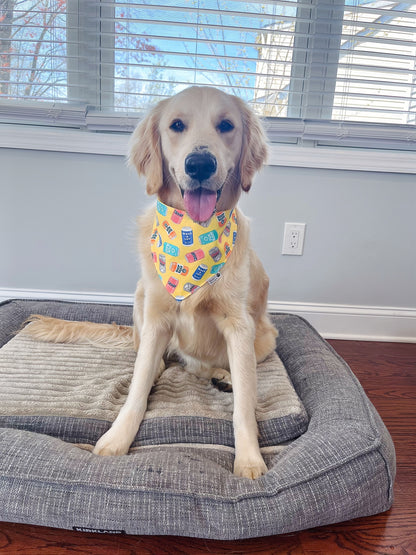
[1,122,415,174]
[0,0,415,170]
[288,0,345,120]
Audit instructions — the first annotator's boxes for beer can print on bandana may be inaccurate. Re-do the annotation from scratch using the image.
[151,200,238,300]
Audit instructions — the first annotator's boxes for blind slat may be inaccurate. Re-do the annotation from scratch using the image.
[104,15,416,36]
[106,74,416,95]
[100,47,416,73]
[110,0,413,18]
[103,82,416,104]
[101,16,416,41]
[108,0,416,22]
[100,32,416,53]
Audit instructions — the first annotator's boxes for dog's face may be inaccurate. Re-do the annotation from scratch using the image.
[129,86,268,223]
[158,87,244,222]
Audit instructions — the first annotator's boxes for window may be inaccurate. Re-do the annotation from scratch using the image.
[1,0,415,148]
[0,0,67,101]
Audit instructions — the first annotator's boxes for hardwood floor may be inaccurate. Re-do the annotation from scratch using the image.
[0,339,415,554]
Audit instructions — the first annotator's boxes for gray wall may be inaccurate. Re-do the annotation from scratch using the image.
[1,147,415,309]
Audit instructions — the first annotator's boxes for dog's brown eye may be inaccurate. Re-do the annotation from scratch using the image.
[170,119,185,133]
[217,120,234,133]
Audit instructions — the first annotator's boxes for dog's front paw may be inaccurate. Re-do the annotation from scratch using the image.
[93,429,130,457]
[233,456,268,480]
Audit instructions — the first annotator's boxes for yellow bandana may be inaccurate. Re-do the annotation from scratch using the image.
[151,200,238,300]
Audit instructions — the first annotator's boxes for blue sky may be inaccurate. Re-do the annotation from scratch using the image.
[114,0,298,102]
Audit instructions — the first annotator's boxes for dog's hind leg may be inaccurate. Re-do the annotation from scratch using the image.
[211,368,233,393]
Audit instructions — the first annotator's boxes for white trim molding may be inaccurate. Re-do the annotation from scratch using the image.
[0,288,134,306]
[0,124,129,157]
[267,144,416,174]
[1,288,415,343]
[1,124,416,174]
[268,301,416,343]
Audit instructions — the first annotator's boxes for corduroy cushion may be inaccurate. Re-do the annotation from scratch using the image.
[0,299,395,539]
[0,330,308,449]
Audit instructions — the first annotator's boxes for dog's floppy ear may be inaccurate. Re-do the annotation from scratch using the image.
[128,99,167,195]
[236,98,268,192]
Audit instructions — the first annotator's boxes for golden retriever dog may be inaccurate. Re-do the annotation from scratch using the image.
[25,86,278,479]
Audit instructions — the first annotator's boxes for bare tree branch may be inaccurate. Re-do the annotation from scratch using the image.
[0,0,15,96]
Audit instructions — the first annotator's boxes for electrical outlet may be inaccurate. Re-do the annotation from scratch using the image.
[282,223,306,255]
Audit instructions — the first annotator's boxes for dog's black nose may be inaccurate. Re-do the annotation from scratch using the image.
[185,152,217,182]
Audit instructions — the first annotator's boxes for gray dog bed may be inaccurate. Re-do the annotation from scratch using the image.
[0,299,395,539]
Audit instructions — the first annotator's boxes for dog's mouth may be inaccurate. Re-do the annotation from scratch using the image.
[180,187,223,224]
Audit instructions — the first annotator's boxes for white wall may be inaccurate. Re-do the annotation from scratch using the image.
[1,148,141,294]
[1,146,415,341]
[239,164,416,307]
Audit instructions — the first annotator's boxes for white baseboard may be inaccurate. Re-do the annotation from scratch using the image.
[0,288,134,306]
[1,288,415,343]
[268,301,416,343]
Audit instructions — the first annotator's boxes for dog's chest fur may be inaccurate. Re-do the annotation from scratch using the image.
[167,298,229,370]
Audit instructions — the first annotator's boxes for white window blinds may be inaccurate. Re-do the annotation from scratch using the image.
[1,0,415,147]
[0,1,89,126]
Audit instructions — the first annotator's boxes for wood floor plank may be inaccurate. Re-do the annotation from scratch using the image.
[0,523,305,554]
[298,514,416,555]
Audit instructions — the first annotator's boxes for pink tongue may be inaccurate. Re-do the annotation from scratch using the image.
[183,189,217,223]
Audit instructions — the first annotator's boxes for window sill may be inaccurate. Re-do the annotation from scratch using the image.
[1,123,415,174]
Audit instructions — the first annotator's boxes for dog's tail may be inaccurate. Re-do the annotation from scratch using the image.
[21,315,135,349]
